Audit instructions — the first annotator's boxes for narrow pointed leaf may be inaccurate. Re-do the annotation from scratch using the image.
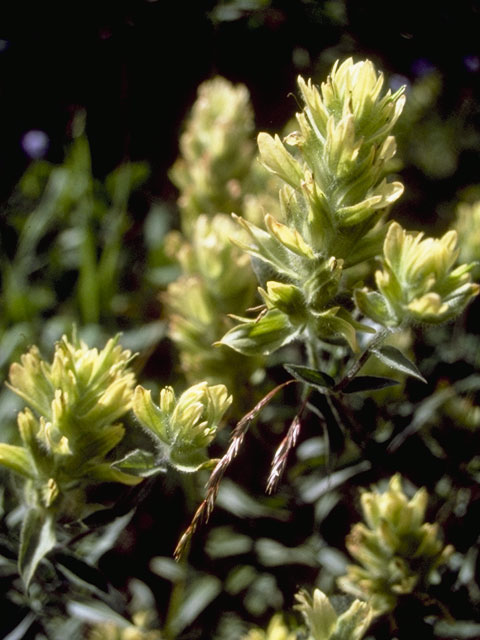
[19,508,56,589]
[55,551,110,595]
[3,612,37,640]
[284,364,335,391]
[341,375,400,394]
[113,448,164,477]
[336,600,373,640]
[169,447,211,473]
[372,345,427,383]
[132,386,168,442]
[87,463,143,486]
[233,215,301,280]
[168,575,222,636]
[219,309,298,356]
[257,132,304,188]
[67,600,130,628]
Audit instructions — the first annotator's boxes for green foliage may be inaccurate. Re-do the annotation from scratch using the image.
[454,200,480,273]
[1,118,149,330]
[0,43,479,640]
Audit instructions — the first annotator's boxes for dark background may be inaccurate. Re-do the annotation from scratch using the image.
[1,0,479,209]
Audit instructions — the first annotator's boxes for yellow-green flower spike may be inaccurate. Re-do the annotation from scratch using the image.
[355,221,479,326]
[338,474,453,614]
[295,588,372,640]
[164,213,262,387]
[0,333,142,587]
[221,58,405,357]
[1,334,141,515]
[169,76,256,235]
[241,613,297,640]
[258,58,405,263]
[133,381,232,472]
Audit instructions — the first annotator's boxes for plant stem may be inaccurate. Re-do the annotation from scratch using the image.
[335,327,392,392]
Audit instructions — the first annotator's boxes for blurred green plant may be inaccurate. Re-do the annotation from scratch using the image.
[338,475,453,614]
[454,200,480,275]
[1,114,150,329]
[166,76,278,396]
[164,213,263,390]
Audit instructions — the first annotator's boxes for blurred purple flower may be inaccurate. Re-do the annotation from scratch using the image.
[464,55,480,72]
[411,58,436,78]
[389,74,410,93]
[21,130,50,159]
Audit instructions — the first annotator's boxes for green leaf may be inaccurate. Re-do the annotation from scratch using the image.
[434,620,480,639]
[313,308,359,352]
[219,309,299,356]
[255,538,318,567]
[372,345,427,383]
[216,479,289,520]
[233,215,304,281]
[87,462,144,486]
[257,132,304,189]
[335,600,372,640]
[168,574,222,637]
[354,288,391,325]
[169,446,211,473]
[284,364,335,391]
[150,556,187,582]
[113,449,165,478]
[55,551,110,595]
[132,386,169,442]
[341,375,400,394]
[67,600,131,628]
[206,527,253,558]
[19,507,56,589]
[0,444,34,478]
[3,612,37,640]
[105,161,150,203]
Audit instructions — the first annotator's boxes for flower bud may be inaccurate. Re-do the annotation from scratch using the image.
[358,222,479,326]
[295,588,372,640]
[133,382,232,473]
